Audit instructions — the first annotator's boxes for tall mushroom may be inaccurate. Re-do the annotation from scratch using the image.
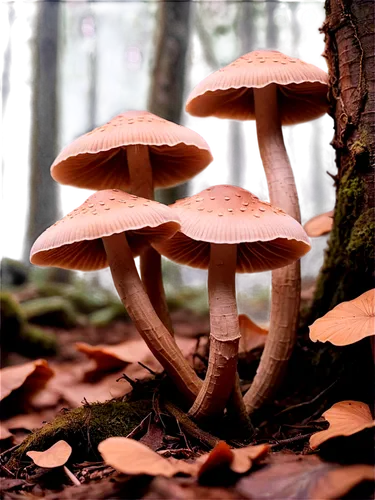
[50,110,213,334]
[154,185,311,420]
[185,50,328,413]
[30,189,201,403]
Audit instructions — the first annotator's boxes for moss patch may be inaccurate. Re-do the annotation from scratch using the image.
[9,400,152,468]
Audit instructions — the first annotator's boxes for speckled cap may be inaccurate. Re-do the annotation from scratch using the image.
[186,50,328,125]
[30,189,180,271]
[51,110,213,190]
[153,185,311,273]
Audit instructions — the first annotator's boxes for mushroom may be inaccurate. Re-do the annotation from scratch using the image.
[154,185,310,420]
[30,189,201,403]
[50,110,213,334]
[185,50,328,413]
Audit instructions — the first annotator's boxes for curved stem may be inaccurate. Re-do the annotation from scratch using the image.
[63,465,80,486]
[189,243,240,420]
[243,84,302,414]
[103,232,201,403]
[127,145,174,335]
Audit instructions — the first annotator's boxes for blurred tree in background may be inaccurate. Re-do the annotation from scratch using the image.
[24,0,60,263]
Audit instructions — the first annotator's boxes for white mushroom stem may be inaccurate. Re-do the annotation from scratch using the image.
[127,145,174,335]
[243,83,301,414]
[103,232,201,403]
[189,243,240,420]
[63,465,80,486]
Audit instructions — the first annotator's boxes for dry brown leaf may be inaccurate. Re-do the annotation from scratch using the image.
[99,437,270,480]
[98,437,191,477]
[27,440,72,468]
[236,454,374,499]
[75,339,162,372]
[231,444,270,473]
[197,442,270,475]
[304,210,334,237]
[197,441,233,476]
[309,400,375,449]
[0,359,54,402]
[238,314,268,354]
[309,289,375,346]
[76,337,196,376]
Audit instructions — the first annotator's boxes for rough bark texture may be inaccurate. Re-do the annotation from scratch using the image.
[307,0,374,324]
[25,0,60,260]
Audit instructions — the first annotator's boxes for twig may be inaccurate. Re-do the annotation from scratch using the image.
[126,412,152,440]
[270,433,315,449]
[63,465,81,486]
[163,401,220,449]
[116,373,137,388]
[138,362,158,375]
[273,380,338,418]
[0,444,20,462]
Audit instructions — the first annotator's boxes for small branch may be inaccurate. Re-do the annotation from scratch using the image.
[163,401,220,449]
[63,465,81,486]
[270,433,315,449]
[273,380,338,418]
[138,362,158,376]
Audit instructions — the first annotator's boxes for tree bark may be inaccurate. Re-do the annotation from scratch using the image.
[147,0,193,204]
[25,0,61,261]
[307,0,374,323]
[265,0,278,49]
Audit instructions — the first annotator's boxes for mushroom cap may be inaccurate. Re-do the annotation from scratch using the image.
[30,189,180,271]
[186,50,328,125]
[309,289,375,346]
[153,185,311,273]
[304,210,334,237]
[51,110,213,190]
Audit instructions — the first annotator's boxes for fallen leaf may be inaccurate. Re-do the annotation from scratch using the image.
[304,210,334,237]
[75,339,162,372]
[309,400,375,449]
[309,289,375,346]
[98,437,194,477]
[0,359,54,403]
[230,444,270,474]
[99,437,271,481]
[238,314,268,354]
[197,442,270,475]
[197,441,233,477]
[236,453,374,499]
[76,337,196,376]
[27,440,72,468]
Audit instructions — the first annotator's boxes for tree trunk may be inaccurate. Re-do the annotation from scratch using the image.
[239,0,257,52]
[289,3,301,56]
[265,0,278,48]
[2,5,15,117]
[308,0,374,323]
[25,0,60,260]
[148,0,192,205]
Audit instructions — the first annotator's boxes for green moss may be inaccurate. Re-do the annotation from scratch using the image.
[21,296,82,328]
[89,303,128,327]
[0,292,58,356]
[347,209,375,260]
[1,258,29,287]
[0,291,25,335]
[20,325,58,354]
[311,170,368,314]
[9,400,152,468]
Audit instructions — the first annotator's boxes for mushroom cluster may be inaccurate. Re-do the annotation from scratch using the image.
[30,48,328,425]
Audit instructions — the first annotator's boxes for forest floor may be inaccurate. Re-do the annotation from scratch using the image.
[0,275,374,499]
